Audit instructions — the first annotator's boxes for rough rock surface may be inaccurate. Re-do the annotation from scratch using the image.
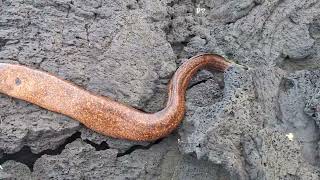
[0,160,31,180]
[32,139,160,179]
[1,0,320,179]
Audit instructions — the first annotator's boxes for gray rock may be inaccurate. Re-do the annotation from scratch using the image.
[33,138,169,179]
[179,66,320,179]
[0,160,31,180]
[279,70,320,165]
[32,135,231,180]
[169,0,320,66]
[160,147,232,180]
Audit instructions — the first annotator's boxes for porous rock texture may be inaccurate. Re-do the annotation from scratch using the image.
[0,160,31,179]
[1,0,320,179]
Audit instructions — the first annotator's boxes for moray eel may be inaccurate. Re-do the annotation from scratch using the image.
[0,54,234,141]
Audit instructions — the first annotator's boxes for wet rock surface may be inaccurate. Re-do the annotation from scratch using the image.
[1,0,320,179]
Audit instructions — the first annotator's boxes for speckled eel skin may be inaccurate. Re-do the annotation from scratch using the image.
[0,54,233,141]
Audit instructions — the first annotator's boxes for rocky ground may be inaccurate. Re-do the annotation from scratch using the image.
[1,0,320,179]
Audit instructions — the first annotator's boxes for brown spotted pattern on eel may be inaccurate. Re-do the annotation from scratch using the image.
[0,54,233,141]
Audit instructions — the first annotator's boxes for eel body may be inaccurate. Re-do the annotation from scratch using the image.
[0,54,232,141]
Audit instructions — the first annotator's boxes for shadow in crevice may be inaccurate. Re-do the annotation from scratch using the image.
[84,139,109,151]
[117,138,163,157]
[0,132,81,171]
[0,131,112,171]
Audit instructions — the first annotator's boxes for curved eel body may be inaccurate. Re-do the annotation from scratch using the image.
[0,54,232,141]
